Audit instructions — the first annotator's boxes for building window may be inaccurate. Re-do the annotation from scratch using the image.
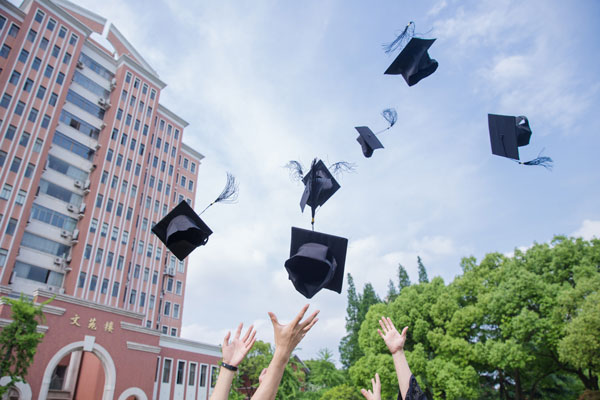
[176,280,183,295]
[56,72,65,85]
[90,219,98,233]
[101,278,109,294]
[5,218,17,235]
[117,256,124,270]
[167,278,173,292]
[59,26,67,38]
[149,295,155,309]
[9,70,21,85]
[44,65,53,78]
[36,85,46,100]
[70,34,78,46]
[63,52,71,64]
[52,45,60,57]
[134,264,140,278]
[95,248,103,263]
[28,108,38,123]
[0,44,10,59]
[41,114,51,129]
[18,49,29,63]
[106,198,113,213]
[46,19,56,31]
[152,271,158,284]
[0,249,8,268]
[210,366,218,388]
[0,151,6,168]
[95,194,103,208]
[78,272,86,288]
[140,292,146,307]
[8,24,20,37]
[23,78,34,92]
[89,275,97,291]
[143,267,149,281]
[173,304,180,319]
[25,163,35,178]
[40,37,49,50]
[19,132,30,146]
[111,227,118,241]
[32,57,42,70]
[200,365,207,387]
[10,157,21,173]
[28,29,37,42]
[129,290,136,305]
[49,92,58,106]
[164,301,171,316]
[0,184,13,200]
[0,93,12,108]
[176,361,185,384]
[106,252,114,267]
[33,138,43,152]
[84,245,92,260]
[16,190,26,205]
[162,359,172,383]
[112,282,119,297]
[125,72,132,83]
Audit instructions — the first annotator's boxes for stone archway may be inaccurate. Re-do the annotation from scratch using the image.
[117,387,147,400]
[0,377,32,400]
[38,336,116,400]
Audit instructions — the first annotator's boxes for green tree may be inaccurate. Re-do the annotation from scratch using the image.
[340,275,381,369]
[0,295,48,397]
[319,384,363,400]
[386,279,398,303]
[417,256,429,283]
[397,263,411,292]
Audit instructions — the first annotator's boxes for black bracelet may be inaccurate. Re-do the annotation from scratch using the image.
[220,361,238,371]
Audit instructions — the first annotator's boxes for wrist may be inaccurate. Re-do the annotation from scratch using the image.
[220,361,238,371]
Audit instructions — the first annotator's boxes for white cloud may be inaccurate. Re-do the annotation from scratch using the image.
[572,220,600,240]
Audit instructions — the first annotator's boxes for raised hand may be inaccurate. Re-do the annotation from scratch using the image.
[268,304,319,356]
[258,368,268,385]
[377,317,408,355]
[222,323,257,367]
[360,372,381,400]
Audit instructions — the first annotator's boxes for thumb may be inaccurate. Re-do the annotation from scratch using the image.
[268,312,279,327]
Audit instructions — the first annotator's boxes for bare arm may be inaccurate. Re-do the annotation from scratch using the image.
[210,323,256,400]
[250,304,319,400]
[378,317,411,400]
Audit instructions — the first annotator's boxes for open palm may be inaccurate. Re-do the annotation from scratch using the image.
[377,317,408,354]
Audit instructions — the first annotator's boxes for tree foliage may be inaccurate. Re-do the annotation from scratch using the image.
[348,236,599,399]
[339,274,381,369]
[0,295,48,396]
[417,256,429,283]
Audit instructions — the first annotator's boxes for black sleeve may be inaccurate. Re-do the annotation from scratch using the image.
[397,375,428,400]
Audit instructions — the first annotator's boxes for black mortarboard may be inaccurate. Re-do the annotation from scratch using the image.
[488,114,532,160]
[355,126,384,158]
[488,114,553,169]
[152,200,212,261]
[300,159,340,213]
[384,37,438,86]
[284,227,348,298]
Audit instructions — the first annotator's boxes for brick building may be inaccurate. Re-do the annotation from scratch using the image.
[0,0,221,398]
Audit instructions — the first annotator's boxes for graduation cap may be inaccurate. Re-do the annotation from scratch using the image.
[285,158,355,229]
[355,108,397,158]
[488,114,553,170]
[152,172,239,260]
[284,227,348,298]
[152,200,212,261]
[383,22,438,86]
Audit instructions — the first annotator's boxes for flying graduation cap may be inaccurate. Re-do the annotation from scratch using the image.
[488,114,553,170]
[383,22,438,86]
[285,158,354,229]
[284,227,348,299]
[355,108,398,158]
[152,172,239,260]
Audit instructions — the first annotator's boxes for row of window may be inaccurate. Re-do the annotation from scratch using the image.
[1,92,55,125]
[158,359,216,389]
[124,70,156,100]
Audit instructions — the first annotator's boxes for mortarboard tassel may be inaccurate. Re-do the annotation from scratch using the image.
[284,160,304,182]
[383,21,415,54]
[329,161,356,178]
[517,149,554,171]
[199,172,239,215]
[375,108,398,134]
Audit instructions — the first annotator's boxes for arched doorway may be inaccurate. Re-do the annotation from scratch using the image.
[39,336,116,400]
[0,377,32,400]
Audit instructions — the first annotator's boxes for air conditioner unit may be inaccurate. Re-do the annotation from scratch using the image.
[76,61,83,69]
[72,229,80,240]
[65,255,72,264]
[94,143,101,151]
[74,180,84,188]
[67,204,77,213]
[90,164,97,172]
[60,230,70,238]
[100,122,106,129]
[165,267,175,276]
[110,79,117,90]
[84,180,91,190]
[79,204,86,215]
[53,257,63,266]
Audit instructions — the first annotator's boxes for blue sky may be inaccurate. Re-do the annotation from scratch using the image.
[29,0,600,363]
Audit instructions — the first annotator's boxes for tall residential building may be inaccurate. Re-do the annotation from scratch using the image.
[0,1,221,399]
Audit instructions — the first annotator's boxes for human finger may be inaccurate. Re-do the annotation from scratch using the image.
[401,326,408,338]
[291,304,310,326]
[246,329,257,347]
[386,317,397,332]
[235,323,243,339]
[379,317,388,334]
[242,324,254,342]
[299,310,320,329]
[375,373,380,390]
[377,329,385,340]
[223,331,231,347]
[360,388,371,399]
[302,316,319,333]
[268,312,279,327]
